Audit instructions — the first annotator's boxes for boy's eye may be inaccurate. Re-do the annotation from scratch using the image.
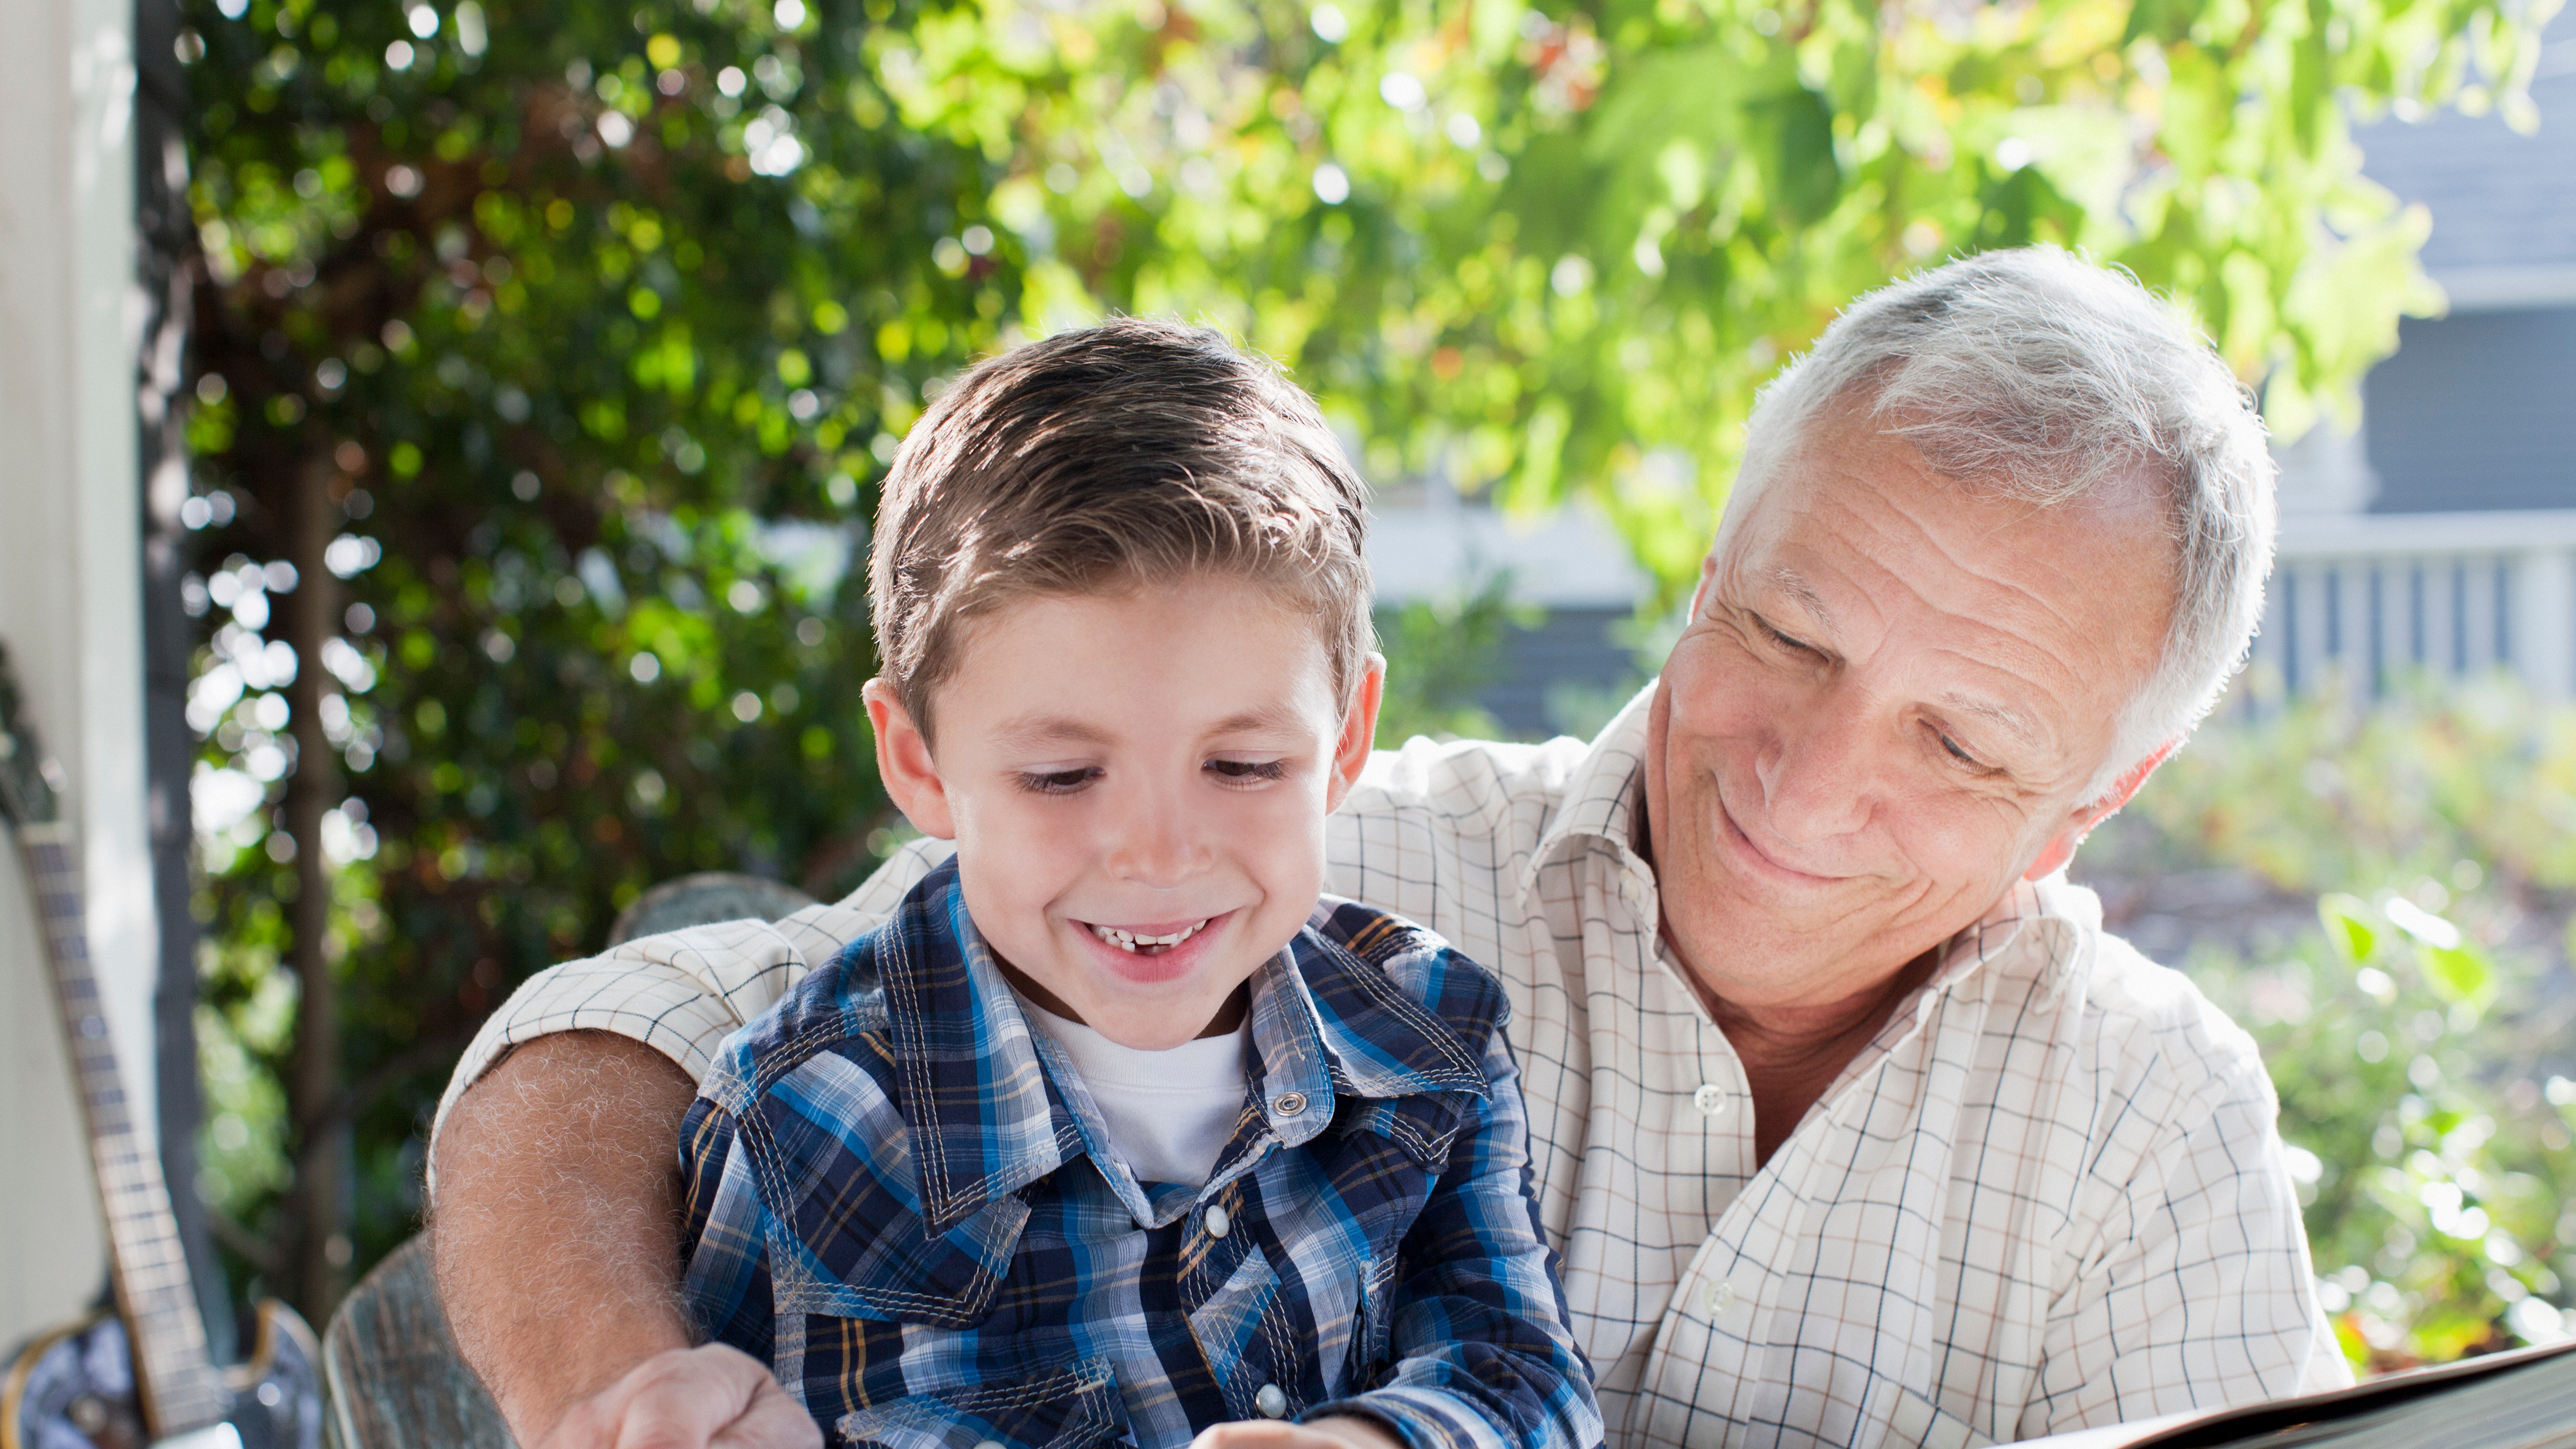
[1206,759,1287,784]
[1017,767,1101,795]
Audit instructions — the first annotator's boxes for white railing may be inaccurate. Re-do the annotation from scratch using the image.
[1366,497,2576,705]
[2252,511,2576,699]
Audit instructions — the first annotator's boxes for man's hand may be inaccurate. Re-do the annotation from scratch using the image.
[539,1343,821,1449]
[1190,1416,1406,1449]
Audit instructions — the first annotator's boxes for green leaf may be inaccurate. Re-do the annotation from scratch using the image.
[2419,942,2495,1006]
[2320,893,2378,963]
[2122,0,2201,47]
[1747,85,1842,229]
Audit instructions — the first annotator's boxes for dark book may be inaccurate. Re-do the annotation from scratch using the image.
[2010,1341,2576,1448]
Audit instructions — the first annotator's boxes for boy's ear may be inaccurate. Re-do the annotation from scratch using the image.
[864,678,958,841]
[1324,653,1386,813]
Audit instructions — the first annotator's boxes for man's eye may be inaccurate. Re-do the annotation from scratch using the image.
[1017,767,1100,795]
[1934,732,1987,770]
[1207,759,1287,784]
[1755,615,1818,656]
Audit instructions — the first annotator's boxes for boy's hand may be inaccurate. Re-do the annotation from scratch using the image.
[537,1343,820,1449]
[1189,1415,1406,1449]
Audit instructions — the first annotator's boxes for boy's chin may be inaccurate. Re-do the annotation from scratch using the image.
[1053,918,1270,1046]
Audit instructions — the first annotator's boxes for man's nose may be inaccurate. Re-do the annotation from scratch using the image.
[1755,690,1879,846]
[1103,780,1212,886]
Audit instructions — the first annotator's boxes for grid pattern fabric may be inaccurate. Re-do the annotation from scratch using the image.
[436,687,2350,1448]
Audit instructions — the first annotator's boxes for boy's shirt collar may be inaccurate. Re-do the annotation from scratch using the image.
[788,858,1488,1232]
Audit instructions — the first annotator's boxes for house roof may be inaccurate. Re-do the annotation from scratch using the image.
[2355,7,2576,306]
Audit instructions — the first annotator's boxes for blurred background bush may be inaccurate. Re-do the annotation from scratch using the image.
[2076,674,2576,1374]
[168,0,2572,1381]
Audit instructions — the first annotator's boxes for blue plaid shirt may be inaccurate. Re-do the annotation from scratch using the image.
[678,859,1600,1449]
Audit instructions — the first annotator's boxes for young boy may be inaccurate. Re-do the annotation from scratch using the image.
[675,320,1601,1449]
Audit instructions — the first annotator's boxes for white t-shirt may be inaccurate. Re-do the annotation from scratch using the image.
[1017,998,1249,1188]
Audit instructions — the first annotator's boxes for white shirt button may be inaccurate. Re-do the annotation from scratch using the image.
[1204,1204,1231,1240]
[1692,1083,1729,1117]
[975,1441,1006,1449]
[1702,1278,1736,1314]
[1619,873,1650,911]
[1254,1383,1290,1418]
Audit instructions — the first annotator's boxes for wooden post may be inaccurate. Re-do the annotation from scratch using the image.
[285,457,346,1322]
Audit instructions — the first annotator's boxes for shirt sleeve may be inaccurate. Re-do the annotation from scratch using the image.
[677,1094,780,1358]
[1310,1025,1605,1449]
[426,837,956,1165]
[2017,1053,2353,1438]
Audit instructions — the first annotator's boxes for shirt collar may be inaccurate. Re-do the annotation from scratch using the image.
[874,860,1486,1230]
[1521,680,1660,900]
[1887,871,2093,1039]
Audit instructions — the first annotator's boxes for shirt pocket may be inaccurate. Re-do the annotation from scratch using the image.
[741,1050,1033,1329]
[835,1355,1131,1449]
[760,1188,1033,1328]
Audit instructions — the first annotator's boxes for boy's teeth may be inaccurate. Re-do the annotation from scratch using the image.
[1088,919,1210,954]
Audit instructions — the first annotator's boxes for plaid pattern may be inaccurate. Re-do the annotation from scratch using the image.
[675,858,1602,1449]
[441,686,2349,1448]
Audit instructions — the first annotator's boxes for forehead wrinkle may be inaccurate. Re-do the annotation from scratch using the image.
[1864,481,2127,658]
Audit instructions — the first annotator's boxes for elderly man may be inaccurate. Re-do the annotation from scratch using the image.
[430,246,2347,1449]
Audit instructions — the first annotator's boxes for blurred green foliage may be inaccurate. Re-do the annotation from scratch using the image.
[1371,576,1534,745]
[2084,676,2576,1373]
[177,0,2554,1316]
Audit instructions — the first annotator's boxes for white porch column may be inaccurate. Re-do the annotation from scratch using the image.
[2512,549,2576,700]
[0,0,154,1353]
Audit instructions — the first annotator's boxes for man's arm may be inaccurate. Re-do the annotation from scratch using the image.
[2018,1052,2350,1438]
[426,843,957,1446]
[431,1033,694,1433]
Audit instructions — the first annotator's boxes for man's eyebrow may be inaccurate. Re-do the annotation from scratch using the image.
[1937,692,2042,747]
[1766,567,1834,632]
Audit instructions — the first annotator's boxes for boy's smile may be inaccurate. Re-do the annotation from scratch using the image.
[865,576,1383,1051]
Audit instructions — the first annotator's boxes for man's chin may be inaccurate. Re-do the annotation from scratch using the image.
[1665,891,1912,1002]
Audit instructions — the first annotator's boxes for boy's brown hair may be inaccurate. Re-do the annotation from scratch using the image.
[869,318,1373,738]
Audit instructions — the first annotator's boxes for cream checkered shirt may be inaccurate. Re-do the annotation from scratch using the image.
[436,687,2349,1448]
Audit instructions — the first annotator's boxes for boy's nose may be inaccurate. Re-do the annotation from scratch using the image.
[1103,789,1212,887]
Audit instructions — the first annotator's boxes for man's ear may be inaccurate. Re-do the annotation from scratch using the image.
[2021,739,2177,883]
[863,678,958,841]
[1323,654,1387,813]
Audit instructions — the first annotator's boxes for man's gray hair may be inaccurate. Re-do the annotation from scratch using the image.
[1721,245,2276,798]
